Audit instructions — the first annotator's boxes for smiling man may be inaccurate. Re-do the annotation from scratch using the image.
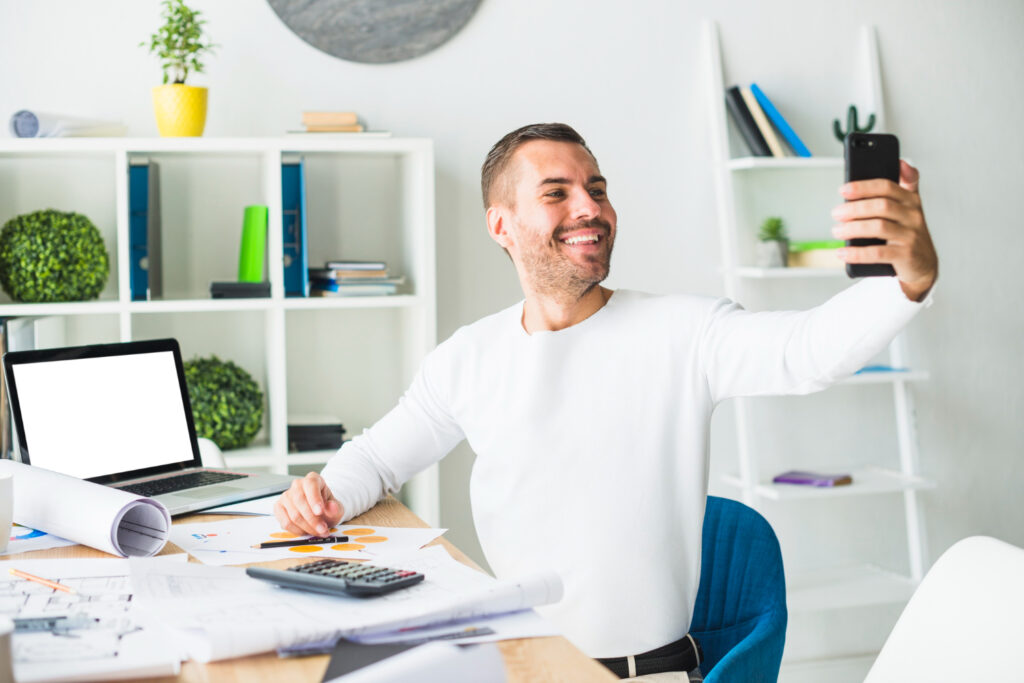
[275,123,938,680]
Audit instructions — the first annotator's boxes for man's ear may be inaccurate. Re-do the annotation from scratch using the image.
[486,206,513,250]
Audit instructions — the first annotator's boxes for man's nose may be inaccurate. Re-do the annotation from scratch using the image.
[569,188,600,220]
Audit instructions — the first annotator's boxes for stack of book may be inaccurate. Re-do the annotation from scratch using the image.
[288,415,346,452]
[725,83,812,158]
[300,111,364,133]
[309,260,405,297]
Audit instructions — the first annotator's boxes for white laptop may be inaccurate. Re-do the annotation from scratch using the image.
[3,338,294,516]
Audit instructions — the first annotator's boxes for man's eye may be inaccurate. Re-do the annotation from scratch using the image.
[589,188,606,198]
[545,190,565,198]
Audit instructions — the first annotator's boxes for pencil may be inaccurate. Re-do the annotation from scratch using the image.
[9,568,76,594]
[251,535,349,549]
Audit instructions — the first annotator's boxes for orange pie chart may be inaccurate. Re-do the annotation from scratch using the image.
[331,543,365,551]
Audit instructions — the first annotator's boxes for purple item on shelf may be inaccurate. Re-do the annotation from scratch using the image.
[772,470,853,487]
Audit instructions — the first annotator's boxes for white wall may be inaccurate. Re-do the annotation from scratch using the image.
[3,0,1022,636]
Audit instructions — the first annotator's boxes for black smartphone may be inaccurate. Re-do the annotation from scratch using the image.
[844,132,899,278]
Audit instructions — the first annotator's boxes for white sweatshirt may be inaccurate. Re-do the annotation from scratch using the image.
[321,277,929,657]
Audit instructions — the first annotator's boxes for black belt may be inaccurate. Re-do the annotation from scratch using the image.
[597,634,703,679]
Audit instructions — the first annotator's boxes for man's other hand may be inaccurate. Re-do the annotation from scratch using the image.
[274,472,344,536]
[831,160,938,301]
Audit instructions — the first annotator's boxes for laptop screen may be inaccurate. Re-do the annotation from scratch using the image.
[5,341,199,481]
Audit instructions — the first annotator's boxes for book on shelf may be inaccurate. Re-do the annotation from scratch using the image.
[324,260,388,271]
[724,85,771,156]
[309,267,390,280]
[128,159,162,301]
[301,111,358,127]
[0,321,8,458]
[750,83,812,157]
[282,157,309,297]
[310,280,400,297]
[772,470,853,487]
[304,124,365,133]
[309,271,405,287]
[739,86,785,157]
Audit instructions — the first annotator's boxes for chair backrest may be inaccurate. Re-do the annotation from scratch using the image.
[865,536,1024,682]
[689,495,787,681]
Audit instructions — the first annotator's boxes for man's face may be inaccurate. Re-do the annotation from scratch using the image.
[494,139,617,299]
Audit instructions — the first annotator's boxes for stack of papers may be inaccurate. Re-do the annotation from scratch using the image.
[129,545,562,662]
[3,501,564,679]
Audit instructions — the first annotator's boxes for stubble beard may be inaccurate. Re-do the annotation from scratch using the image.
[518,218,614,305]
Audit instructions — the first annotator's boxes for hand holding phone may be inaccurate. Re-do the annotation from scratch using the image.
[833,134,938,299]
[842,133,899,277]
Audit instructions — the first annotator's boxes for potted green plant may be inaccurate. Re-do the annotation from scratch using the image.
[756,216,789,268]
[142,0,216,137]
[183,356,263,450]
[0,209,110,302]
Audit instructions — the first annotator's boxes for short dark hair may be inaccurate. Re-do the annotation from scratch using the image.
[480,123,595,209]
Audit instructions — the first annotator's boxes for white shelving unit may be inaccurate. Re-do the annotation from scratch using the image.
[702,21,931,675]
[0,136,439,526]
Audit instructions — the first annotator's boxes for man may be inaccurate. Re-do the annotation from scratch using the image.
[275,123,938,679]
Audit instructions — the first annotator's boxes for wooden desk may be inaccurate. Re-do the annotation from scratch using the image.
[6,497,615,683]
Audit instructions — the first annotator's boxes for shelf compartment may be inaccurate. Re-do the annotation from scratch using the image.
[0,152,120,305]
[787,564,916,612]
[721,466,935,501]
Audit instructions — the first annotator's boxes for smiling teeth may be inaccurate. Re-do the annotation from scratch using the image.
[564,235,599,245]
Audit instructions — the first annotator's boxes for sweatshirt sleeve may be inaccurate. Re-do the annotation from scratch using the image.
[319,342,466,521]
[700,277,932,404]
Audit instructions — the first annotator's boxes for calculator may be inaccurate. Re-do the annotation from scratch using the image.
[245,559,425,597]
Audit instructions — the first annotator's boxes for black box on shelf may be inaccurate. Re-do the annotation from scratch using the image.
[288,415,346,452]
[211,281,271,298]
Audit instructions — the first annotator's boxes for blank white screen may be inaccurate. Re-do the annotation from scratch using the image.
[12,351,195,479]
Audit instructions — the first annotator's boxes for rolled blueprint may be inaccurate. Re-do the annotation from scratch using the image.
[9,110,127,138]
[0,460,169,557]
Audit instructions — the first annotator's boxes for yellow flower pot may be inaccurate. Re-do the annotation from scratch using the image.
[151,84,208,137]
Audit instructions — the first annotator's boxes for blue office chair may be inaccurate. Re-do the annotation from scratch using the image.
[689,495,787,682]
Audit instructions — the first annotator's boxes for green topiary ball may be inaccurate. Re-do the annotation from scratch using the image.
[0,209,110,302]
[183,355,264,450]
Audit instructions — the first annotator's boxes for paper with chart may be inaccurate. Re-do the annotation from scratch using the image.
[168,514,446,565]
[1,523,77,556]
[130,545,563,662]
[0,459,170,557]
[0,556,184,682]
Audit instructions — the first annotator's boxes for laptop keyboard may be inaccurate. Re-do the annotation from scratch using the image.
[118,470,247,497]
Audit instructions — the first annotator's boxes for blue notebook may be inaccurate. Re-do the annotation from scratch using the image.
[282,158,309,297]
[750,84,811,157]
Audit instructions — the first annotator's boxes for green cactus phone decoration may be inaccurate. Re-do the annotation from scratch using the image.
[833,104,875,142]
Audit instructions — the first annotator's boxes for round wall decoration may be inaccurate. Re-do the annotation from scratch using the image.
[267,0,483,64]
